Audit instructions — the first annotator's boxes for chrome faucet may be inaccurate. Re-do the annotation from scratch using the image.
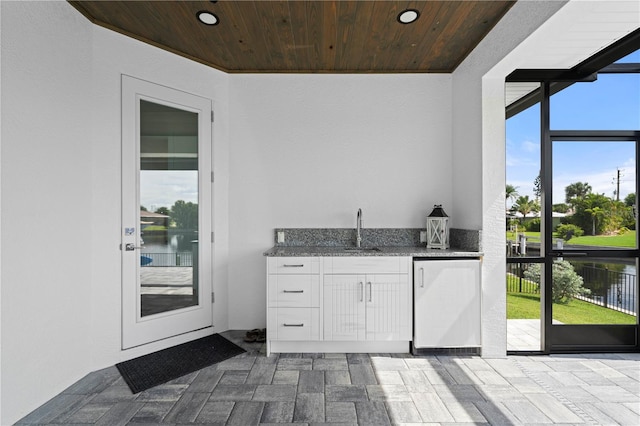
[356,208,363,248]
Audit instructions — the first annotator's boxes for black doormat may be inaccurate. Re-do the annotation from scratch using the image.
[116,334,246,393]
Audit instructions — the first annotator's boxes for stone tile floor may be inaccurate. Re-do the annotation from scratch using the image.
[17,330,640,425]
[507,319,541,352]
[507,319,566,352]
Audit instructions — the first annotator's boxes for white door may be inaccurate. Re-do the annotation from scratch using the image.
[365,274,411,341]
[413,260,481,348]
[121,75,213,349]
[323,275,366,340]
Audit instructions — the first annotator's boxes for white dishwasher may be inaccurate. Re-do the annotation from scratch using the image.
[413,258,481,353]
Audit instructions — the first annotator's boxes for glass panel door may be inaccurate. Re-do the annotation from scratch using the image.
[139,100,199,317]
[122,76,212,349]
[547,138,638,350]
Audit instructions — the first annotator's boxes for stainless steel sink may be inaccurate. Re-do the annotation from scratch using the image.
[343,247,381,252]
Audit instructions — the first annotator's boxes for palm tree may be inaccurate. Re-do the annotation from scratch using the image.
[506,184,519,203]
[585,206,605,235]
[512,195,538,220]
[565,182,592,204]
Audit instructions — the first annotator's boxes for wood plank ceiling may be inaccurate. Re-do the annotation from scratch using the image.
[69,1,515,73]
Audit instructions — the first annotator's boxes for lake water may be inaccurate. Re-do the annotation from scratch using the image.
[142,232,197,253]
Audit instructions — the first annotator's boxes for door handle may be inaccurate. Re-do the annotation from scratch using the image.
[283,290,304,293]
[555,252,588,257]
[420,267,425,288]
[359,282,364,302]
[124,243,144,251]
[368,282,372,302]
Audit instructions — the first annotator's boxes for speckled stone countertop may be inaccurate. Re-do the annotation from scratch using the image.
[263,228,482,257]
[263,245,481,257]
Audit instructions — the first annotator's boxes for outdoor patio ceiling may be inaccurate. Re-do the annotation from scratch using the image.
[68,0,515,73]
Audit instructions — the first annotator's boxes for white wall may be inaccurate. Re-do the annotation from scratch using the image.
[1,2,230,423]
[228,74,453,328]
[1,1,93,422]
[1,3,4,422]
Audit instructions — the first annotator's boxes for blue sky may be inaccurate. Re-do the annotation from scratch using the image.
[506,50,640,206]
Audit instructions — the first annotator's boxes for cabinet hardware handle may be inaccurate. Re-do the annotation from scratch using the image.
[283,290,304,293]
[283,264,304,267]
[283,323,304,327]
[368,282,373,302]
[359,282,364,302]
[420,267,425,288]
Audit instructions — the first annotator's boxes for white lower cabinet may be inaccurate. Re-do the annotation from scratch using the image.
[323,257,412,346]
[413,259,481,349]
[267,255,412,355]
[324,273,411,341]
[267,257,321,355]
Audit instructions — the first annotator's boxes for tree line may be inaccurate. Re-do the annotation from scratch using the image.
[507,180,635,239]
[141,200,198,230]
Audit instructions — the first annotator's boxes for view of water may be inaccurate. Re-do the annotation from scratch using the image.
[141,232,197,253]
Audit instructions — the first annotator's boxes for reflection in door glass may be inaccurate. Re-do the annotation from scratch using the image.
[139,100,199,317]
[552,141,636,249]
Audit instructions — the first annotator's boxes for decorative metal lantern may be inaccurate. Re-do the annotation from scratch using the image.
[426,204,450,249]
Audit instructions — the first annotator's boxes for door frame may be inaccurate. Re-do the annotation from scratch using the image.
[506,30,640,354]
[121,75,213,350]
[540,82,640,352]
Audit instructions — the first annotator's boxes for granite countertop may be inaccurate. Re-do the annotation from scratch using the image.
[263,246,481,257]
[263,228,482,257]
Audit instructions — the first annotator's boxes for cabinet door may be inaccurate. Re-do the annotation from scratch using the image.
[365,274,411,341]
[414,260,481,347]
[324,274,366,341]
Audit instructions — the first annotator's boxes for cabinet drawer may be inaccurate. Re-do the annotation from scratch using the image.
[268,257,319,274]
[269,308,320,341]
[268,275,320,307]
[325,256,409,274]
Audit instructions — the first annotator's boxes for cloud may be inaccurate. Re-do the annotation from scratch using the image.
[506,153,539,168]
[552,163,636,204]
[140,170,198,211]
[521,140,539,153]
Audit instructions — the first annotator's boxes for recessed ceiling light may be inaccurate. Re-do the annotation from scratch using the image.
[197,11,219,26]
[397,9,419,24]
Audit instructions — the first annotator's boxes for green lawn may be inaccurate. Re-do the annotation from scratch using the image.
[507,292,636,324]
[568,232,636,247]
[506,231,541,241]
[506,231,636,248]
[142,225,167,232]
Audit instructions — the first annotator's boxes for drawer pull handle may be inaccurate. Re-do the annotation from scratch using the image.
[283,264,304,267]
[283,323,304,327]
[283,290,304,293]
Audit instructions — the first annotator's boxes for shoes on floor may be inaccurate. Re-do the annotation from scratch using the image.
[244,328,266,343]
